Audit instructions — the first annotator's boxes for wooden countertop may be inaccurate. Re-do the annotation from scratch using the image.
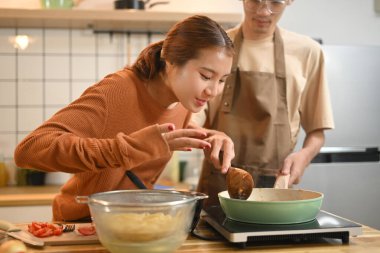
[0,181,189,207]
[0,186,61,206]
[20,221,380,253]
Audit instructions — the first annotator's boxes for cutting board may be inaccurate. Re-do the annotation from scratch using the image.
[19,223,99,246]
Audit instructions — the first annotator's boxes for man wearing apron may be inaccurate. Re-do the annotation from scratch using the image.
[192,0,335,206]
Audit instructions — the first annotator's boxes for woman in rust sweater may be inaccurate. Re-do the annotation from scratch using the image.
[14,15,235,221]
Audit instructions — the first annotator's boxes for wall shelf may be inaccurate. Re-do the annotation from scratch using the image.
[0,8,242,32]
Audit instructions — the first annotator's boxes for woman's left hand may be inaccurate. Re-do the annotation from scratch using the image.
[158,123,211,152]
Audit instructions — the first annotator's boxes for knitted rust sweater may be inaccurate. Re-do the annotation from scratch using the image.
[14,68,191,221]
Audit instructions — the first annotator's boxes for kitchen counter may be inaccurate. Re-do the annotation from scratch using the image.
[18,220,380,253]
[0,186,60,207]
[0,181,190,207]
[0,183,187,222]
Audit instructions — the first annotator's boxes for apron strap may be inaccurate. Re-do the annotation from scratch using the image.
[274,27,286,78]
[220,28,243,113]
[220,27,286,113]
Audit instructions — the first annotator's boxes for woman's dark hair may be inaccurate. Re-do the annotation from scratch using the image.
[130,15,234,80]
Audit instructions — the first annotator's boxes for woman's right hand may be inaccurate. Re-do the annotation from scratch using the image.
[202,129,234,174]
[187,122,235,174]
[158,123,211,152]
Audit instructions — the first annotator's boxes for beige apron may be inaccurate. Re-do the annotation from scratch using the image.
[198,27,293,207]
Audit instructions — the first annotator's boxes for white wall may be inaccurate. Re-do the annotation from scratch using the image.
[280,0,380,46]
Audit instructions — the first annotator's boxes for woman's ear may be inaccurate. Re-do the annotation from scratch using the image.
[163,60,175,78]
[164,60,173,71]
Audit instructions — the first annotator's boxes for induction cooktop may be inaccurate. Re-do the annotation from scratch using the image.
[202,205,362,248]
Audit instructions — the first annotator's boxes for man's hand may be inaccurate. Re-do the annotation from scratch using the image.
[280,150,310,185]
[280,129,325,186]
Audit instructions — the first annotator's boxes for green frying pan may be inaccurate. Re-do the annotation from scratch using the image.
[218,188,323,224]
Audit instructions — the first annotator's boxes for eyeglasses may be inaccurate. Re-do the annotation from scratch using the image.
[243,0,287,14]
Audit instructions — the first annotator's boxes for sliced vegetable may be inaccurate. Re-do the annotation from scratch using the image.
[77,225,96,236]
[27,222,63,238]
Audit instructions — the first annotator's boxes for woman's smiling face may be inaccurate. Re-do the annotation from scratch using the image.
[165,47,233,113]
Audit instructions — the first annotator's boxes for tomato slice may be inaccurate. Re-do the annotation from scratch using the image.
[77,225,96,236]
[53,228,63,236]
[39,228,54,238]
[28,221,63,238]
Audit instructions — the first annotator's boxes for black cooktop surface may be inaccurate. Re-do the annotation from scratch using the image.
[203,205,362,246]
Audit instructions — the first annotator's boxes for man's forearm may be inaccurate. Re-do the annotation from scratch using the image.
[301,129,325,163]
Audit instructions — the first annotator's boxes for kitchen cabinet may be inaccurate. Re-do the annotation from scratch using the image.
[0,8,242,32]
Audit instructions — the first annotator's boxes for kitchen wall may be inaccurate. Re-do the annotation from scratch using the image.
[280,0,380,46]
[0,28,172,184]
[1,0,380,185]
[0,26,204,186]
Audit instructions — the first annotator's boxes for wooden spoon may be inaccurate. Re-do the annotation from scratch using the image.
[274,174,290,189]
[226,167,254,200]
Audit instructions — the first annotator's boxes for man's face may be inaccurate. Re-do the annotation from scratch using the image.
[242,0,291,40]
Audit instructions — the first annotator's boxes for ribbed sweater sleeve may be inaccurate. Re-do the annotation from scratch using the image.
[13,69,190,221]
[14,71,171,174]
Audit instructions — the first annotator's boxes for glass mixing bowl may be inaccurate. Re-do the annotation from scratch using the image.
[77,190,207,253]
